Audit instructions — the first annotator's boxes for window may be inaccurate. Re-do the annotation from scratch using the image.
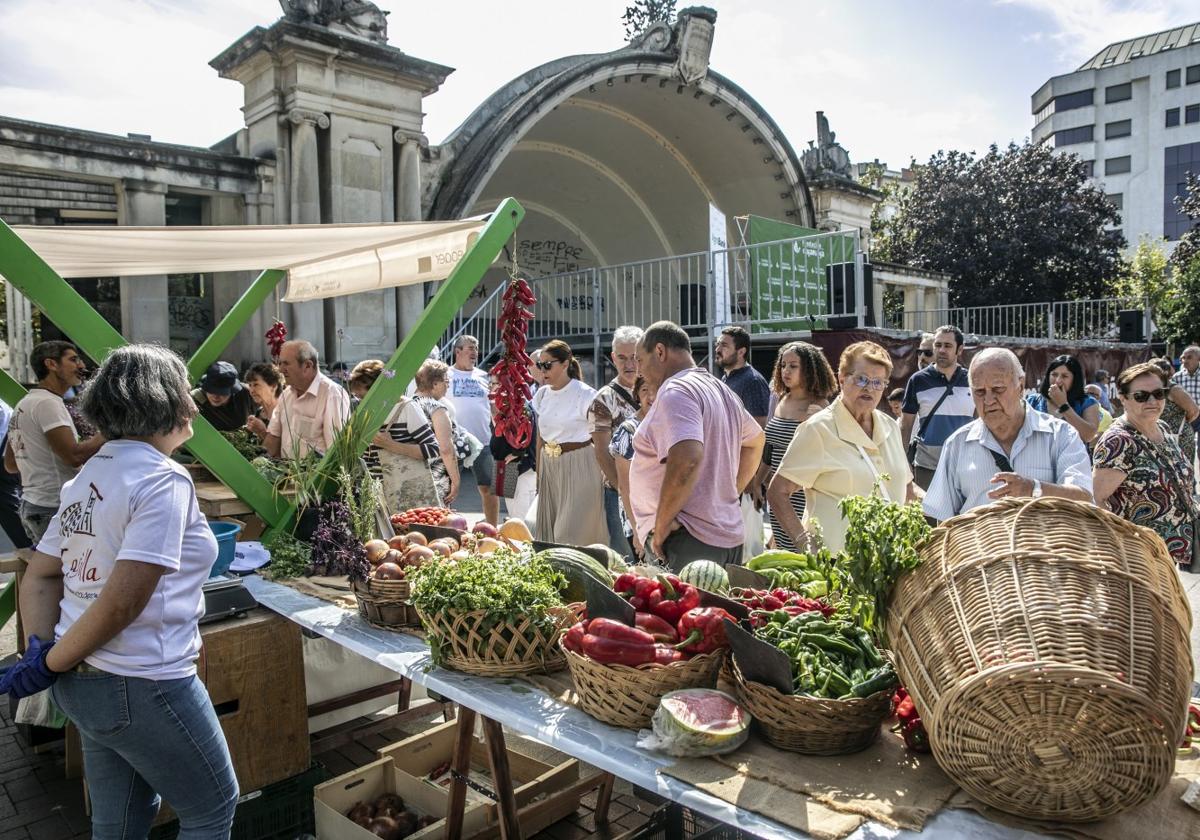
[1167,108,1181,127]
[1080,159,1095,178]
[1188,64,1200,84]
[1055,89,1094,112]
[1107,193,1123,211]
[1164,142,1200,240]
[1105,82,1132,103]
[1188,104,1200,124]
[1167,69,1181,88]
[1055,125,1094,146]
[1105,156,1131,175]
[1105,119,1132,139]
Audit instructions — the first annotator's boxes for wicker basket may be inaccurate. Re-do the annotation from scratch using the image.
[560,641,725,729]
[727,658,891,755]
[352,578,420,629]
[416,606,576,676]
[886,497,1193,822]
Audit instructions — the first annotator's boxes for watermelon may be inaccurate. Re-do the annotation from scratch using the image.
[586,543,629,572]
[679,560,729,594]
[537,547,613,602]
[639,689,749,756]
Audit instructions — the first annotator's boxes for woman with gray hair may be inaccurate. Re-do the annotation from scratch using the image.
[1,345,238,837]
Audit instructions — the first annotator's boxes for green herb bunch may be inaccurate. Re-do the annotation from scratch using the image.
[838,487,931,644]
[264,530,313,580]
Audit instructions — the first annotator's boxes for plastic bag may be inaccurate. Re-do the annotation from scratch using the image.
[15,688,68,729]
[636,689,750,757]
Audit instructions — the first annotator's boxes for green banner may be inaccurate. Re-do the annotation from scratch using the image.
[745,215,854,333]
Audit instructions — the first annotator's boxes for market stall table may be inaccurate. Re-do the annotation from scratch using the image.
[243,576,1048,840]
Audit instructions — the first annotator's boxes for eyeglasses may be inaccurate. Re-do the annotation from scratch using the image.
[536,360,559,371]
[1127,388,1169,403]
[849,374,888,392]
[918,349,933,358]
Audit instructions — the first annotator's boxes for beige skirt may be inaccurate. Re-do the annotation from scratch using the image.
[534,445,608,547]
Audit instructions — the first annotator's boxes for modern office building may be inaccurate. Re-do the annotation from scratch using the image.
[1030,22,1200,252]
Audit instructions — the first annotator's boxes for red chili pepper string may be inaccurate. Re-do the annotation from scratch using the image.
[490,277,536,448]
[265,320,288,360]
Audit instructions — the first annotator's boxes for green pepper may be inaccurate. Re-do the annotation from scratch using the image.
[799,632,862,658]
[824,668,853,697]
[850,667,898,698]
[851,627,884,668]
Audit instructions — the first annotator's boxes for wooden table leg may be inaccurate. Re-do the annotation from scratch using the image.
[397,675,412,712]
[481,716,523,840]
[593,772,616,826]
[445,705,477,840]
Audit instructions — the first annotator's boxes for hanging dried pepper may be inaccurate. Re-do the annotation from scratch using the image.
[490,277,537,448]
[265,320,288,360]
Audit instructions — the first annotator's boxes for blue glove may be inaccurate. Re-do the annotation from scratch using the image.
[0,635,59,699]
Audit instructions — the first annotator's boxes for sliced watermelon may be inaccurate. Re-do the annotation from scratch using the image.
[639,689,750,757]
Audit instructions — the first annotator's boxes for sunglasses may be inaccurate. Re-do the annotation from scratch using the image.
[536,360,559,371]
[1127,388,1169,403]
[918,349,933,358]
[849,374,888,392]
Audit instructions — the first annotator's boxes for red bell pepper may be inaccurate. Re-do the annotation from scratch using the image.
[900,718,930,752]
[891,685,931,752]
[674,607,734,655]
[635,612,679,643]
[652,575,700,624]
[581,618,658,666]
[562,620,587,654]
[653,644,686,665]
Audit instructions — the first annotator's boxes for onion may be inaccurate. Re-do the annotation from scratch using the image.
[476,537,502,555]
[449,550,470,562]
[374,562,405,581]
[347,801,375,826]
[471,521,499,538]
[439,513,469,531]
[375,793,404,813]
[404,531,428,546]
[383,548,404,566]
[387,535,408,551]
[368,815,403,840]
[393,810,419,837]
[426,541,452,558]
[364,540,390,566]
[402,545,435,567]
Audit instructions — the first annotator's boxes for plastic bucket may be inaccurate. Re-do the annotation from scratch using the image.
[208,520,243,577]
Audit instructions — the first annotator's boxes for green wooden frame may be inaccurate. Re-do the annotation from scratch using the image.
[0,198,524,535]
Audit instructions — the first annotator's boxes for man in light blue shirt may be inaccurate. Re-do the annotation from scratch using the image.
[924,348,1093,522]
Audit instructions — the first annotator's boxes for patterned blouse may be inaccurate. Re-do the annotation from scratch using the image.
[363,400,448,499]
[1092,418,1197,566]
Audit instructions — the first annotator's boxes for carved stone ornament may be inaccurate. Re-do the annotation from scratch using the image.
[277,0,389,44]
[628,21,673,52]
[802,110,852,179]
[673,8,716,84]
[284,108,331,129]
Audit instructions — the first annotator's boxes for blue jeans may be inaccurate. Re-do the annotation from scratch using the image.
[52,669,238,840]
[602,486,628,557]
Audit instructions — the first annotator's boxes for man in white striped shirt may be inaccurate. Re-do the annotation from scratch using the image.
[924,348,1093,522]
[1172,346,1200,405]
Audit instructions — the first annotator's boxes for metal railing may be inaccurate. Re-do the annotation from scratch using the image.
[900,297,1148,342]
[438,230,865,372]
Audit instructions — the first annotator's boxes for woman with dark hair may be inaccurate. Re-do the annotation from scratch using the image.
[1149,357,1198,465]
[1026,354,1101,444]
[752,341,837,550]
[1,345,238,837]
[1094,361,1199,568]
[531,340,607,545]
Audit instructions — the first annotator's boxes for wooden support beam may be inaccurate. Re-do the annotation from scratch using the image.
[445,705,478,840]
[482,716,523,840]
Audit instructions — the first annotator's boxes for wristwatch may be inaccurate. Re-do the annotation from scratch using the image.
[1056,402,1070,414]
[1032,479,1043,499]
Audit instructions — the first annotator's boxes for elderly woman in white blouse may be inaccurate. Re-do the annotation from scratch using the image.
[531,340,608,545]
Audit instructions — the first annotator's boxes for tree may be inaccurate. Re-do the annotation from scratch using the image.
[1158,255,1200,348]
[1168,173,1200,273]
[1110,236,1169,307]
[871,142,1124,308]
[621,0,676,40]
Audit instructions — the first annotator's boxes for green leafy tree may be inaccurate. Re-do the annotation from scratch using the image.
[1158,254,1200,347]
[1168,173,1200,273]
[621,0,676,40]
[1110,236,1169,307]
[872,142,1124,308]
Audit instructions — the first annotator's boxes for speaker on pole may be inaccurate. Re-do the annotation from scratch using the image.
[1118,309,1144,343]
[825,262,874,331]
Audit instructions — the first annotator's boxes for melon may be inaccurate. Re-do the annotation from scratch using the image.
[643,689,749,757]
[678,560,729,594]
[536,547,613,602]
[586,543,629,572]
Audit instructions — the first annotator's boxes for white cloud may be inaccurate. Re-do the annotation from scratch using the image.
[999,0,1197,66]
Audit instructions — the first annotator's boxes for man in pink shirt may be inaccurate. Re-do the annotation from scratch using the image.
[631,321,765,570]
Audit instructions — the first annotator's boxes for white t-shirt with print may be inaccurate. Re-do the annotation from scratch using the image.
[9,389,79,507]
[532,378,597,444]
[38,440,217,680]
[447,366,493,445]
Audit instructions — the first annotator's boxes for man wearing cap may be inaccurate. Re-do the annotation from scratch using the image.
[192,362,257,432]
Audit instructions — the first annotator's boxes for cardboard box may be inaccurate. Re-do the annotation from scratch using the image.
[376,719,582,839]
[314,757,489,840]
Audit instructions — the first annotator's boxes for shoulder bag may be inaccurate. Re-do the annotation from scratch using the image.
[908,380,957,465]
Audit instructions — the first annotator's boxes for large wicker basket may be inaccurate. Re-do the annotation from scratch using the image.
[886,497,1193,822]
[352,578,419,629]
[416,606,576,676]
[726,658,891,755]
[561,641,725,729]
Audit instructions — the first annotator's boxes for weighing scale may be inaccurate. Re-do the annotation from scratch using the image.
[200,574,259,624]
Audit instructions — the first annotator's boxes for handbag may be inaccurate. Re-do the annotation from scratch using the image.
[494,458,520,498]
[908,381,957,465]
[376,403,442,510]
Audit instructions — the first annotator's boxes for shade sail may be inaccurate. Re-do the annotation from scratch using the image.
[8,219,489,302]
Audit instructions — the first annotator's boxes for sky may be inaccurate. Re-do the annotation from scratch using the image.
[0,0,1196,170]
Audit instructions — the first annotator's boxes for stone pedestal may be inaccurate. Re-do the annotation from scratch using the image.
[395,132,425,344]
[118,180,169,346]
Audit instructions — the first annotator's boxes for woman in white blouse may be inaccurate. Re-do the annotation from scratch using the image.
[531,340,608,546]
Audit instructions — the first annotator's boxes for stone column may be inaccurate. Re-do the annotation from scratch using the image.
[119,180,170,346]
[394,130,425,344]
[286,108,329,356]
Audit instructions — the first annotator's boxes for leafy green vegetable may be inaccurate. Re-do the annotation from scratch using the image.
[221,428,265,460]
[264,530,313,580]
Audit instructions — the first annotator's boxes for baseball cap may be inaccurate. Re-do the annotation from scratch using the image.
[199,361,242,396]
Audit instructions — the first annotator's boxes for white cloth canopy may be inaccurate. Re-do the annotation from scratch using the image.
[10,219,490,302]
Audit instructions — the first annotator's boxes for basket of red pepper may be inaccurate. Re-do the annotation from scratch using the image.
[559,573,731,729]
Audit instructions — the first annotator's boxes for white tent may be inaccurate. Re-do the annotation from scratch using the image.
[9,219,489,302]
